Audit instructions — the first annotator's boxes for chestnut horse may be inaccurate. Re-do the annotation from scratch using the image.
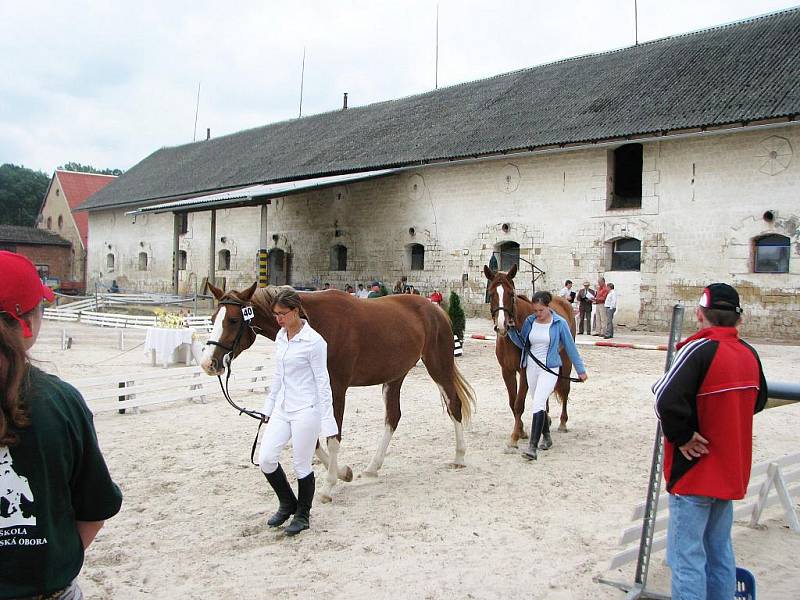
[483,264,575,449]
[200,283,476,502]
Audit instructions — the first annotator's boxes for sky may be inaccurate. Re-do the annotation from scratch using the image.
[2,0,798,174]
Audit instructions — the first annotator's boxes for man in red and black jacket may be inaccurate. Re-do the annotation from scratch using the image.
[652,283,766,600]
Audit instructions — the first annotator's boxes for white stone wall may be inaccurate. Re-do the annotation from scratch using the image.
[86,124,800,337]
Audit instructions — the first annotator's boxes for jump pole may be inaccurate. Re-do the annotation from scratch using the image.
[597,303,685,599]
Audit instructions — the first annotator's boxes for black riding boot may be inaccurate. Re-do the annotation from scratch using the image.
[285,472,314,536]
[539,413,553,450]
[264,464,297,527]
[522,411,546,461]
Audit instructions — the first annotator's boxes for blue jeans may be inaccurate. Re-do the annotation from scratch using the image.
[667,494,735,600]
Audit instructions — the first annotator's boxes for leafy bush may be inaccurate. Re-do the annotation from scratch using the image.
[448,291,466,341]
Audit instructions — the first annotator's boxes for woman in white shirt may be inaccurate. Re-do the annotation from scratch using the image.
[259,288,338,535]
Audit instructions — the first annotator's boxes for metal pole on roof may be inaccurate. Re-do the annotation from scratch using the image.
[435,3,439,89]
[193,82,201,142]
[634,0,639,45]
[299,47,306,118]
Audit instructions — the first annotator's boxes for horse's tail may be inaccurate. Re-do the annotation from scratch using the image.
[451,363,476,426]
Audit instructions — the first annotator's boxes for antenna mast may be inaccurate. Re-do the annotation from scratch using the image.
[435,3,440,89]
[193,82,201,142]
[299,47,306,118]
[634,0,639,45]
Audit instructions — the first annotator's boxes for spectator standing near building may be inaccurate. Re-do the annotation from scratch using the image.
[559,279,575,304]
[652,283,766,600]
[575,281,595,335]
[367,282,382,298]
[429,288,443,306]
[592,277,609,336]
[356,284,370,299]
[603,283,617,338]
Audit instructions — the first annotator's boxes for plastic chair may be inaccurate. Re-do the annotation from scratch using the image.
[735,567,756,600]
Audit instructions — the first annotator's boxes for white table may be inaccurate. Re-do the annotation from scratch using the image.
[144,327,202,368]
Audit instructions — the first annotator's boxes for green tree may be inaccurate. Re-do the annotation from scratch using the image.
[447,291,466,341]
[0,164,50,226]
[58,161,123,176]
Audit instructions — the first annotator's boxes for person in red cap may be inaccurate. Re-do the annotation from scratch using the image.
[0,251,122,599]
[652,283,767,600]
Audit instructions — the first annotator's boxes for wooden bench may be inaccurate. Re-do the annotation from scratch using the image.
[68,364,269,414]
[608,452,800,570]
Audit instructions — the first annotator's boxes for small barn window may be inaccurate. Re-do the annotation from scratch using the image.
[138,252,148,271]
[178,213,189,235]
[611,237,641,271]
[178,250,187,271]
[106,253,115,271]
[330,244,347,271]
[409,243,425,271]
[218,249,231,271]
[754,234,790,273]
[608,143,643,209]
[497,241,520,272]
[58,215,64,230]
[46,216,52,229]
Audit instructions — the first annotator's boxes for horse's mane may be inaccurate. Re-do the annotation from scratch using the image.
[515,293,531,303]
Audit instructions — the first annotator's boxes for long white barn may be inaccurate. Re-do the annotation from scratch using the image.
[79,9,800,338]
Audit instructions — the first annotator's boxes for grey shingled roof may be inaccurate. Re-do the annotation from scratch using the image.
[81,7,800,212]
[0,225,72,246]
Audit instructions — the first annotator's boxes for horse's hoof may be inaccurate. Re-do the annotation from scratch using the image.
[558,425,568,433]
[362,470,379,478]
[319,493,333,504]
[520,430,529,440]
[340,466,354,482]
[503,443,518,454]
[447,462,466,470]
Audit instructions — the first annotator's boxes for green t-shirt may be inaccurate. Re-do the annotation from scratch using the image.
[0,367,123,599]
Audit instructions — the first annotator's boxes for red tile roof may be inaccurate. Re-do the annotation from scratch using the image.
[55,170,116,248]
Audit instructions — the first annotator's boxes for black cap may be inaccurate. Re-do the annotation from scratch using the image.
[699,283,742,314]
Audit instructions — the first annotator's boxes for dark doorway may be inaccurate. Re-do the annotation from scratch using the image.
[268,248,288,285]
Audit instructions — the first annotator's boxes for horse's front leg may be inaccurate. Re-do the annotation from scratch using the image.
[555,376,570,432]
[501,366,522,449]
[319,437,342,503]
[364,378,403,477]
[314,443,353,482]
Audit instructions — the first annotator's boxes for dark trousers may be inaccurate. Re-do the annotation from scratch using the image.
[577,303,592,334]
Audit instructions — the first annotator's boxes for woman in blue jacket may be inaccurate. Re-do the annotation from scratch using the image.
[508,291,588,460]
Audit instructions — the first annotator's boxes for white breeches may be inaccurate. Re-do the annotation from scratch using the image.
[525,360,558,413]
[258,406,321,478]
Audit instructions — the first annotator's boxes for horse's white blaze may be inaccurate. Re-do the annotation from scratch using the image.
[495,285,507,334]
[365,424,394,476]
[200,306,226,373]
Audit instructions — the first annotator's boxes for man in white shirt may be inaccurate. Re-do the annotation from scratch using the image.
[559,279,575,304]
[604,283,618,338]
[355,283,370,299]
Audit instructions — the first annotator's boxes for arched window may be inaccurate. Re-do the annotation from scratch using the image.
[138,252,148,271]
[754,234,790,273]
[496,241,520,272]
[57,215,64,230]
[218,249,231,271]
[409,243,425,271]
[106,253,115,271]
[330,244,347,271]
[177,250,187,271]
[611,237,641,271]
[46,216,52,229]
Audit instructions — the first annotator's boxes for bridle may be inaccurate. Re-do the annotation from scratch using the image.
[490,282,517,330]
[206,297,268,464]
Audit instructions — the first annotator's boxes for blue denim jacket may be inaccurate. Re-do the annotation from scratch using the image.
[507,310,586,374]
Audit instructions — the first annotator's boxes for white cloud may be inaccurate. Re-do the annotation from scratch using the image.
[1,0,797,172]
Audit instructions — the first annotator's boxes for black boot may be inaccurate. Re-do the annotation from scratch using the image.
[264,464,297,527]
[522,411,546,461]
[539,413,553,450]
[285,472,314,536]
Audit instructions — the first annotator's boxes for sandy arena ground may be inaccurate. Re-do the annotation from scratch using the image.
[30,318,799,599]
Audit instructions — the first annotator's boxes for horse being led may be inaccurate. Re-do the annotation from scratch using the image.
[200,283,476,502]
[484,264,575,449]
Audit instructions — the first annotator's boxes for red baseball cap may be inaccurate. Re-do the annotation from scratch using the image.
[0,251,55,337]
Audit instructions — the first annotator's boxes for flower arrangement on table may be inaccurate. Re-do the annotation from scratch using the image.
[154,308,187,329]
